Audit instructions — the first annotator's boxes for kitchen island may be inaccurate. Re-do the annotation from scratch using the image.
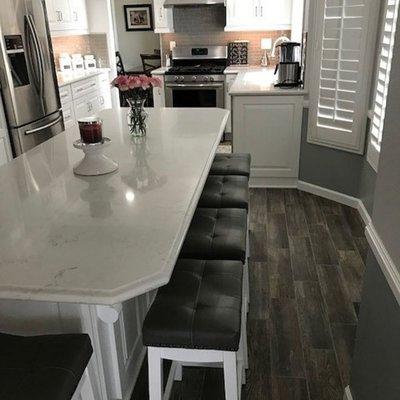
[0,107,229,399]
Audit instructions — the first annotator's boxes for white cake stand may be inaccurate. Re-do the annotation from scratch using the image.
[73,138,119,176]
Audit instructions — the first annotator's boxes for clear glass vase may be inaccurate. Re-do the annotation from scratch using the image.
[126,97,148,137]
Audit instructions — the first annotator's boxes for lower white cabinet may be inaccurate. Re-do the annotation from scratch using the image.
[152,75,165,107]
[232,95,303,186]
[60,72,112,127]
[0,136,11,167]
[224,74,237,133]
[0,290,157,400]
[0,100,12,166]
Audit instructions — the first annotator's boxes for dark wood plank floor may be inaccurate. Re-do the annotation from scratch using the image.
[131,189,367,400]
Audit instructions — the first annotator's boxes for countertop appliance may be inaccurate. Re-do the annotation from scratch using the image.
[0,0,64,156]
[165,45,227,108]
[274,42,302,87]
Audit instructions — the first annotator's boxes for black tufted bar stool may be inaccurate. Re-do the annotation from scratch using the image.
[0,332,94,400]
[209,153,251,177]
[143,259,246,400]
[198,175,249,210]
[179,207,250,312]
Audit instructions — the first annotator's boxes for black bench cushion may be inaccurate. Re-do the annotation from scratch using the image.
[180,208,247,263]
[143,259,243,351]
[0,333,93,400]
[198,175,249,210]
[210,153,251,177]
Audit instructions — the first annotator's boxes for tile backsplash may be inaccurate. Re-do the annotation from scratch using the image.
[161,30,291,66]
[161,5,291,66]
[51,34,109,70]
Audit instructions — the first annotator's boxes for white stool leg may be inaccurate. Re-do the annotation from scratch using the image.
[223,352,239,400]
[148,347,163,400]
[174,361,183,381]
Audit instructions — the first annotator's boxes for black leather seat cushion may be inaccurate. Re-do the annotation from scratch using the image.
[198,175,249,210]
[0,333,93,400]
[180,208,247,263]
[143,259,243,351]
[210,153,251,177]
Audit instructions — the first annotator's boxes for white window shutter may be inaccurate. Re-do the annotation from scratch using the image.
[367,0,399,171]
[308,0,380,154]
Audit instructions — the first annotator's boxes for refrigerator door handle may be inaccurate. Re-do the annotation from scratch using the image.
[25,115,63,135]
[25,14,45,107]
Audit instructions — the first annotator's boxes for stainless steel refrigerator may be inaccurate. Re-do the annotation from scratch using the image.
[0,0,64,156]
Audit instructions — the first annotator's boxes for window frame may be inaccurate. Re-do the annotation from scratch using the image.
[366,0,400,172]
[306,0,381,154]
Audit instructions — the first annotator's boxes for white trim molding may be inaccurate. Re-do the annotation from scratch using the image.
[344,386,354,400]
[365,224,400,306]
[297,181,360,208]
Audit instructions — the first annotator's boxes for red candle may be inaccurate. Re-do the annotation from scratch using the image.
[78,117,103,144]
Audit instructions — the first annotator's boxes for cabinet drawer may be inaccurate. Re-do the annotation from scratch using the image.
[73,90,100,120]
[62,103,76,128]
[71,77,98,99]
[59,85,73,105]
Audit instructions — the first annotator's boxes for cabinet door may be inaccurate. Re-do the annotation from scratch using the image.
[233,95,303,183]
[226,0,257,30]
[54,0,72,24]
[224,74,237,133]
[97,73,112,110]
[73,90,99,120]
[153,0,174,33]
[69,0,88,31]
[0,136,11,167]
[152,75,165,107]
[62,102,76,129]
[260,0,292,29]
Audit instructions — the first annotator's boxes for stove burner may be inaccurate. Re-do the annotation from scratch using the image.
[166,65,226,75]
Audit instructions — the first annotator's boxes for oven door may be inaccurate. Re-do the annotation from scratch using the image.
[165,82,224,108]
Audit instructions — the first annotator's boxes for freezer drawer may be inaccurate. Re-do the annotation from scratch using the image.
[10,111,64,156]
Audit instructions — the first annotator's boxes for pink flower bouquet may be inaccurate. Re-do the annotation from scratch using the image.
[111,74,161,101]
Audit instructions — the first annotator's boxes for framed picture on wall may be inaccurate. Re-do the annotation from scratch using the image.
[124,5,153,31]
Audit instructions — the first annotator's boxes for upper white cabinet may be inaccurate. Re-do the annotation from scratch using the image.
[225,0,293,31]
[153,0,174,33]
[45,0,88,33]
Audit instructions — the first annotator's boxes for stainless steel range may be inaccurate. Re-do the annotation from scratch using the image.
[165,46,227,108]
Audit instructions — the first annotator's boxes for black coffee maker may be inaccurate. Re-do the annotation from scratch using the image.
[274,42,302,87]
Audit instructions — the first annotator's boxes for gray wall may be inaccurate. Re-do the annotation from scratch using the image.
[299,110,375,202]
[350,15,400,400]
[350,254,400,400]
[113,0,160,70]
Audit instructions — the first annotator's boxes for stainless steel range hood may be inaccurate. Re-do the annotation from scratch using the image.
[164,0,225,7]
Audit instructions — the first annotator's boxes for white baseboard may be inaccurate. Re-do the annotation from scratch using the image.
[250,177,298,188]
[356,198,372,226]
[297,181,360,208]
[344,386,353,400]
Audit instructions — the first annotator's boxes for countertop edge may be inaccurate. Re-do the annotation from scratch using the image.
[58,68,111,87]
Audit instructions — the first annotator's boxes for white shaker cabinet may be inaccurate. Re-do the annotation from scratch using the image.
[232,95,303,186]
[0,100,12,166]
[151,75,165,107]
[153,0,174,33]
[225,0,293,31]
[224,73,237,134]
[60,71,112,128]
[45,0,88,34]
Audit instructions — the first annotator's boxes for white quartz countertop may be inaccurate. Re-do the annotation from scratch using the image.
[0,107,229,305]
[229,67,307,96]
[57,68,111,87]
[151,67,170,75]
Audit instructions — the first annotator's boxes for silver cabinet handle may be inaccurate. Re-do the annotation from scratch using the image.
[25,115,63,135]
[260,6,263,17]
[73,11,78,21]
